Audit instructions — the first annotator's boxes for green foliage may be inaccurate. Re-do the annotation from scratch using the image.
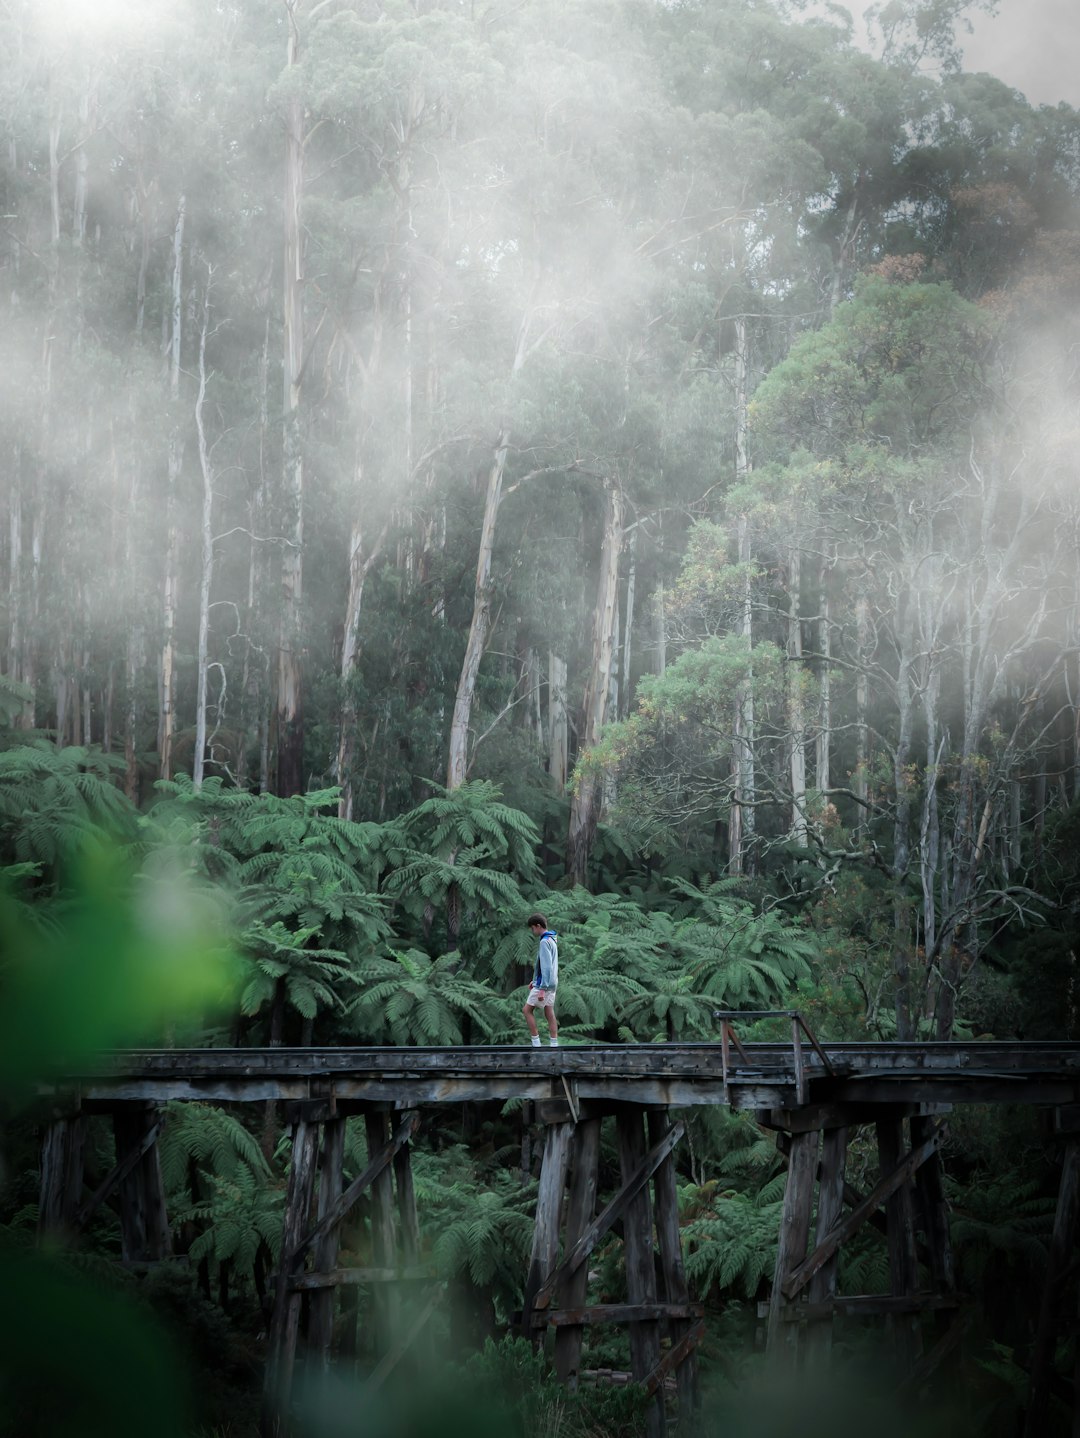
[349,947,503,1045]
[0,744,137,873]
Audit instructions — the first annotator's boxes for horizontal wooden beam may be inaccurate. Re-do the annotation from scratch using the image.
[783,1292,960,1321]
[288,1266,432,1291]
[38,1040,1080,1112]
[537,1302,703,1327]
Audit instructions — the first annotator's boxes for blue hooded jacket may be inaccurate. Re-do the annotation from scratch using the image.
[532,930,558,991]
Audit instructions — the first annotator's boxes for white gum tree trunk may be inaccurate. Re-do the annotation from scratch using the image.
[567,479,624,887]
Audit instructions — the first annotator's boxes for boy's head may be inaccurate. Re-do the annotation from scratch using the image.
[526,912,547,935]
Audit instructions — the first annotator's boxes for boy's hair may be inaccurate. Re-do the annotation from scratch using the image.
[526,912,548,930]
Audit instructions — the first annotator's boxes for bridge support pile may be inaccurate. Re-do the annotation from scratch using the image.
[763,1104,959,1378]
[522,1103,701,1438]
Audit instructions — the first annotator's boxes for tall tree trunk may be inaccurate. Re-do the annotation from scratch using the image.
[816,570,831,796]
[892,594,917,1041]
[276,2,306,798]
[193,274,214,789]
[854,592,870,828]
[787,547,808,847]
[619,527,637,720]
[566,480,624,887]
[159,196,186,781]
[548,653,568,791]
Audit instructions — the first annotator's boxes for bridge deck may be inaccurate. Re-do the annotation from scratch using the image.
[48,1040,1080,1111]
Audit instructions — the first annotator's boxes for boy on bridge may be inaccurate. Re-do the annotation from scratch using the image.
[524,913,559,1048]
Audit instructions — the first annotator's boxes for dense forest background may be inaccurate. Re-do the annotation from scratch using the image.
[2,0,1080,1434]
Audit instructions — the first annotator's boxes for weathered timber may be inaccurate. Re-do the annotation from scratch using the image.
[617,1106,664,1438]
[877,1117,921,1370]
[643,1320,706,1400]
[39,1115,87,1238]
[113,1104,171,1262]
[290,1111,418,1265]
[365,1110,399,1352]
[522,1121,574,1338]
[1026,1139,1080,1438]
[263,1117,319,1438]
[288,1266,431,1290]
[309,1117,346,1374]
[543,1303,703,1326]
[531,1120,684,1313]
[782,1121,946,1300]
[74,1118,161,1232]
[805,1124,848,1362]
[910,1113,955,1307]
[649,1109,696,1425]
[52,1040,1080,1112]
[767,1127,819,1357]
[554,1117,601,1387]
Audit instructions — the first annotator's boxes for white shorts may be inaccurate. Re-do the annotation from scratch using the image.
[526,987,556,1009]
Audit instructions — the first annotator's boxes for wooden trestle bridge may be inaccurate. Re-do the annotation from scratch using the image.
[36,1024,1080,1437]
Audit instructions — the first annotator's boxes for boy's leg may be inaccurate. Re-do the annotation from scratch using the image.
[543,1002,558,1041]
[523,1001,539,1038]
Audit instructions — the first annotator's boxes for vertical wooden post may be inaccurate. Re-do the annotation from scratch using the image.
[876,1117,920,1371]
[365,1109,398,1351]
[39,1114,86,1240]
[910,1112,955,1329]
[522,1121,574,1338]
[805,1125,848,1362]
[767,1128,820,1360]
[554,1116,602,1386]
[263,1117,319,1438]
[648,1109,696,1427]
[113,1104,171,1262]
[1026,1139,1080,1438]
[617,1106,664,1438]
[394,1126,430,1369]
[309,1116,346,1374]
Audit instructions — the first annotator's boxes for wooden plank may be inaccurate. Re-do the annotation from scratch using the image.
[554,1117,602,1386]
[805,1124,848,1362]
[910,1113,955,1307]
[531,1120,684,1315]
[782,1122,946,1300]
[522,1121,575,1338]
[365,1110,399,1352]
[289,1266,432,1291]
[39,1116,87,1238]
[617,1107,664,1438]
[643,1320,706,1400]
[309,1116,346,1373]
[543,1302,704,1327]
[291,1110,418,1265]
[1026,1140,1080,1438]
[878,1117,921,1371]
[74,1118,161,1232]
[648,1110,696,1425]
[767,1128,819,1357]
[262,1117,319,1438]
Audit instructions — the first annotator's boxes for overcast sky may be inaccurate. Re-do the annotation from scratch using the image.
[960,0,1080,106]
[804,0,1080,107]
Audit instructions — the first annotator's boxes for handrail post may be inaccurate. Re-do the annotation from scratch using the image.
[792,1013,806,1106]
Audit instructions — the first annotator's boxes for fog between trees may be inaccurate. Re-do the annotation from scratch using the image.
[3,0,1080,1042]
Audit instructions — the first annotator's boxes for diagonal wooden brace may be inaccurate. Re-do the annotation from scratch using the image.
[782,1120,946,1300]
[531,1119,684,1314]
[289,1110,419,1266]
